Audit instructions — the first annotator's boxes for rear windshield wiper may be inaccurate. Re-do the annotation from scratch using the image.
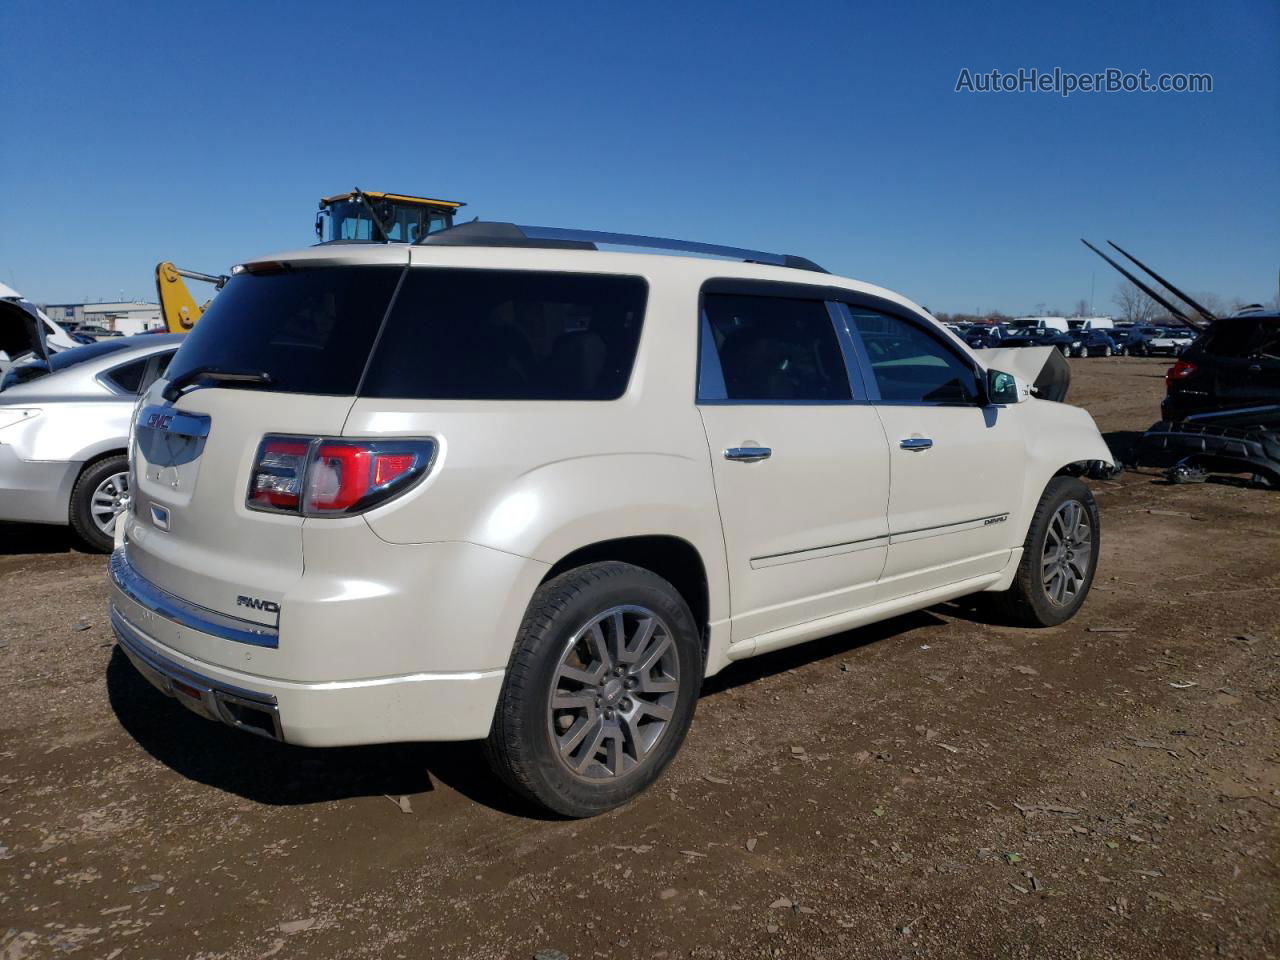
[162,367,272,402]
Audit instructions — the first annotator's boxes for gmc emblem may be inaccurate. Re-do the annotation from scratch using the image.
[147,413,174,430]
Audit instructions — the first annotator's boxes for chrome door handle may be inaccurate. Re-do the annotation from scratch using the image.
[724,446,772,462]
[899,437,933,451]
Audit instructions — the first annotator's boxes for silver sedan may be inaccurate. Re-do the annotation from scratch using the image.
[0,335,184,551]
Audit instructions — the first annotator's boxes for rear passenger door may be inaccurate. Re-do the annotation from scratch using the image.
[841,303,1023,599]
[696,286,891,647]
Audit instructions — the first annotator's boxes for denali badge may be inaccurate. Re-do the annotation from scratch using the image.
[236,595,281,614]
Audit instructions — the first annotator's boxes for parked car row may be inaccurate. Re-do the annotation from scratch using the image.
[950,321,1196,358]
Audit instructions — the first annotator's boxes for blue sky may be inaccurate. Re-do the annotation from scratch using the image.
[2,0,1277,314]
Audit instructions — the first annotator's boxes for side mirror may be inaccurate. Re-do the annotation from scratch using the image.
[987,368,1026,404]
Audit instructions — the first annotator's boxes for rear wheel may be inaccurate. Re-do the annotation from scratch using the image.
[69,454,129,553]
[485,562,702,817]
[1102,345,1113,357]
[987,476,1100,627]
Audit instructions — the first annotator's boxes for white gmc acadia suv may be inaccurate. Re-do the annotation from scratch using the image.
[108,223,1115,817]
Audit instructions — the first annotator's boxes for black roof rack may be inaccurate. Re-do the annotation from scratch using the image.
[416,221,827,273]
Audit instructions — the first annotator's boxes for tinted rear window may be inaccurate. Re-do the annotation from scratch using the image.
[1200,320,1278,358]
[165,267,403,396]
[165,266,647,400]
[361,269,647,400]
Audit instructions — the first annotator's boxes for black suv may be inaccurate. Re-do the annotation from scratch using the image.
[1162,312,1280,420]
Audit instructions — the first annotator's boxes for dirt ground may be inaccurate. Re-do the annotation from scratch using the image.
[2,356,1277,960]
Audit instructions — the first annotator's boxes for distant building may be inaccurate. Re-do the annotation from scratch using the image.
[40,301,164,335]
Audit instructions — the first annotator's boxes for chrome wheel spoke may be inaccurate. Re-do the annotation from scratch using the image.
[638,674,678,695]
[90,472,130,535]
[548,604,681,781]
[558,664,603,687]
[1040,499,1093,607]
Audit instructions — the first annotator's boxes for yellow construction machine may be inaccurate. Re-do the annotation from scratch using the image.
[154,262,227,332]
[156,189,465,332]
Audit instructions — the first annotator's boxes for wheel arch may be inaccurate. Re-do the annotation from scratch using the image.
[540,535,712,665]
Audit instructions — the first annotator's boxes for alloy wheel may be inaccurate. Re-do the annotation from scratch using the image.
[91,471,130,538]
[548,605,680,780]
[1041,500,1092,606]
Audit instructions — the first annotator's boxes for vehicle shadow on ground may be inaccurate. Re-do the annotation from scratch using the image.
[105,649,551,818]
[105,612,957,817]
[0,522,78,555]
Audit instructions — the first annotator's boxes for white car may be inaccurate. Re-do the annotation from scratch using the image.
[107,224,1116,816]
[1147,327,1195,356]
[0,331,183,550]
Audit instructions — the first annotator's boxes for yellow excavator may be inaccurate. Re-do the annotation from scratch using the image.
[155,189,465,332]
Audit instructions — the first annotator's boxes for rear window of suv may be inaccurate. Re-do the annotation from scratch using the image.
[1199,318,1279,358]
[165,266,647,400]
[166,267,403,396]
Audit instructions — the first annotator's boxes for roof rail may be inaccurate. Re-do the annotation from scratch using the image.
[416,221,827,273]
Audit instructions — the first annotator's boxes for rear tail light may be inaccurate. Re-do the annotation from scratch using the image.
[1166,359,1197,388]
[248,435,435,516]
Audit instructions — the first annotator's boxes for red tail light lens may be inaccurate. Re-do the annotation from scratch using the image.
[1166,359,1197,387]
[248,435,435,516]
[249,439,311,510]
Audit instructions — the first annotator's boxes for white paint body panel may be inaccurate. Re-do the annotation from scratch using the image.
[108,243,1116,747]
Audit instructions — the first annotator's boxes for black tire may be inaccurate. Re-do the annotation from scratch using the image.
[484,561,702,817]
[987,476,1100,627]
[1102,345,1113,357]
[68,454,129,553]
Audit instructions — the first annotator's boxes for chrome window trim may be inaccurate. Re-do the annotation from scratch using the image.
[109,548,279,647]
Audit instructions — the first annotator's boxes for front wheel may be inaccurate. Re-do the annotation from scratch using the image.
[485,562,702,817]
[1102,345,1113,357]
[987,476,1100,627]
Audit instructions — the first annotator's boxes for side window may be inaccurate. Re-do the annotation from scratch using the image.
[849,309,981,404]
[362,269,647,400]
[101,350,176,395]
[139,350,176,393]
[699,294,851,402]
[101,357,148,394]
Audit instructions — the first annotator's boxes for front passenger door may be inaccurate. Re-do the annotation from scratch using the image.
[842,304,1023,600]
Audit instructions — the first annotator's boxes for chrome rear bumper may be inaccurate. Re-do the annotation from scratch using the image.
[112,605,283,741]
[108,549,278,648]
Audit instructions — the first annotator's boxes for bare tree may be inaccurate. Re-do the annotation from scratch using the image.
[1073,298,1089,317]
[1112,281,1160,324]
